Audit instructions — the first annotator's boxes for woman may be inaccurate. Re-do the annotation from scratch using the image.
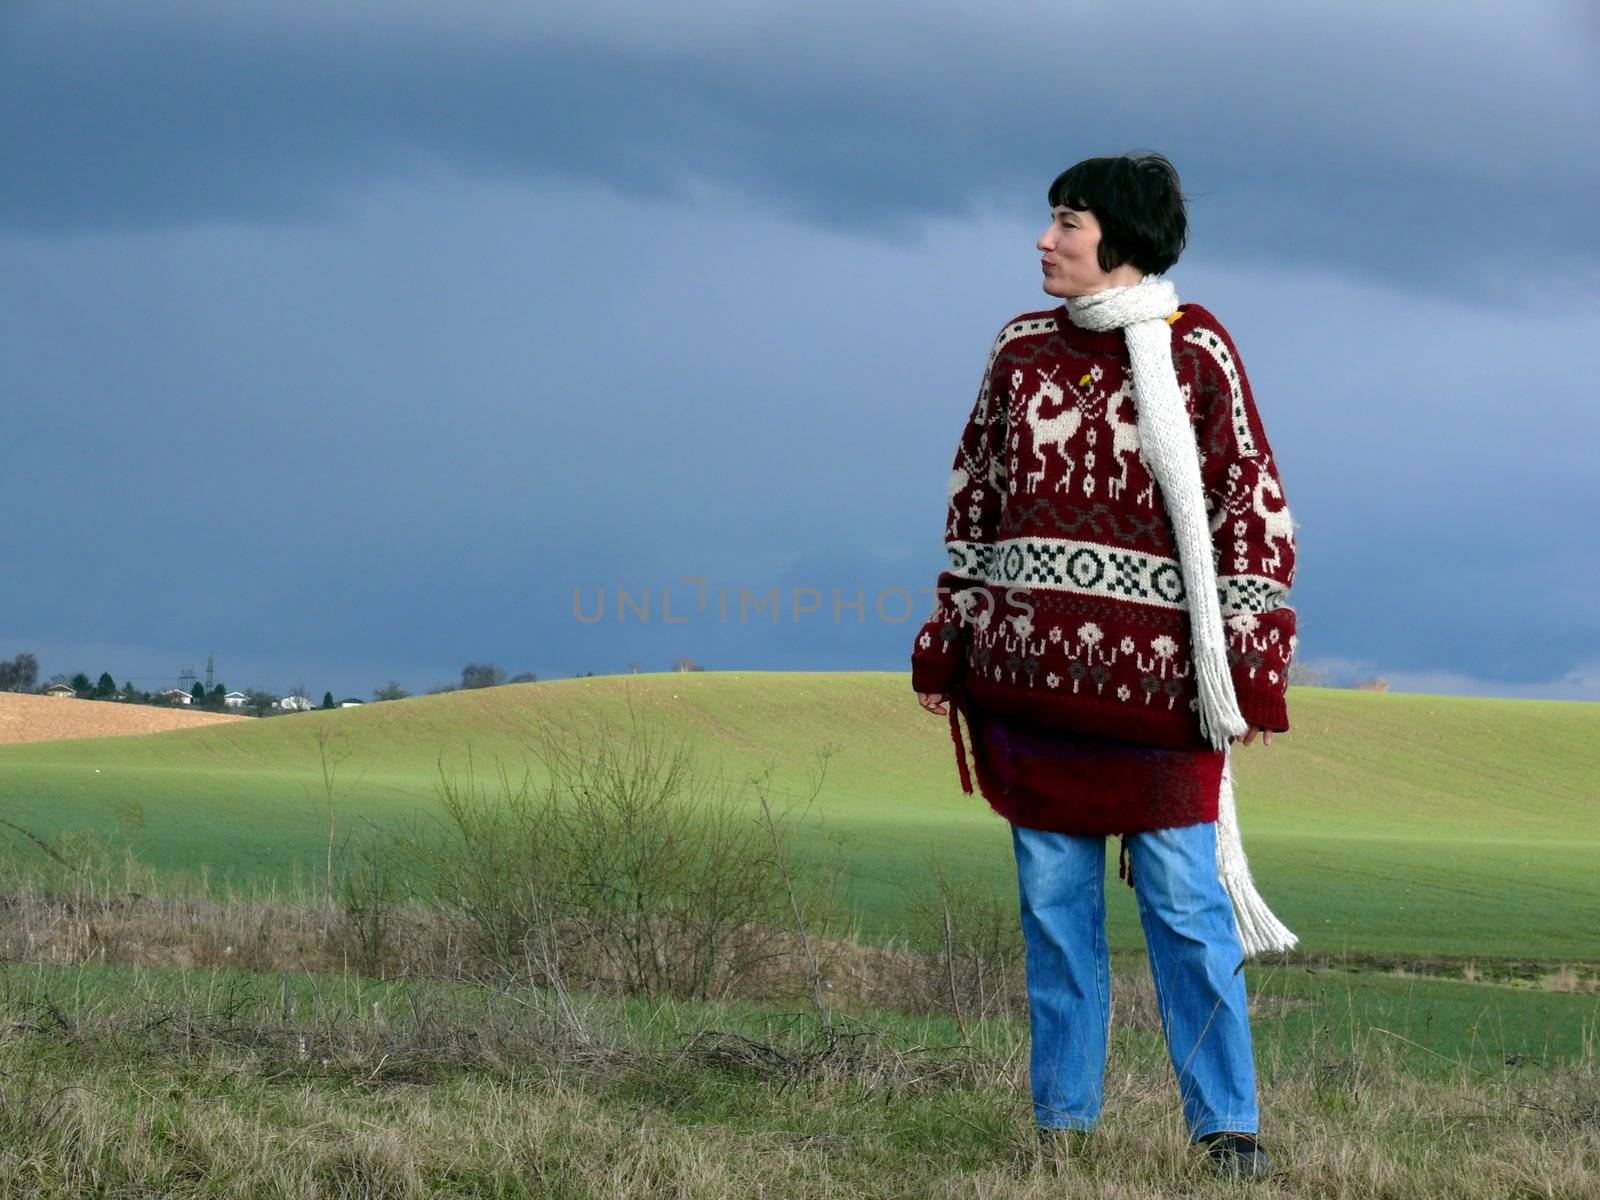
[910,152,1299,1181]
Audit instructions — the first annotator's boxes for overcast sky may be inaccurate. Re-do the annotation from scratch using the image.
[4,0,1597,701]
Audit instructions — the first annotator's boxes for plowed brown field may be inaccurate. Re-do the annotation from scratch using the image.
[0,691,247,746]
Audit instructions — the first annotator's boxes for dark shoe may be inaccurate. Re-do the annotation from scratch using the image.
[1198,1131,1273,1180]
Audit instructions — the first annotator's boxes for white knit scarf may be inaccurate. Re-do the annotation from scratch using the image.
[1063,274,1297,957]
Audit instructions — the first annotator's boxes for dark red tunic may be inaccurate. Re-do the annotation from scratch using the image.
[949,693,1222,836]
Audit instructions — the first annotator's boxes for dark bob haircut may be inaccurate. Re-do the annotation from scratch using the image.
[1047,152,1189,276]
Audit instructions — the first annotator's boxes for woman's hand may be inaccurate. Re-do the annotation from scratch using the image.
[1236,726,1273,746]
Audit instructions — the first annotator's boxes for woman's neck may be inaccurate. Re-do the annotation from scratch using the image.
[1067,267,1147,298]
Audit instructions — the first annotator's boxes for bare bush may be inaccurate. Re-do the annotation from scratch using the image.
[896,856,1028,1035]
[336,832,405,977]
[386,702,848,1004]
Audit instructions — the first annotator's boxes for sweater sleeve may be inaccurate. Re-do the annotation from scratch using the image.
[910,324,1011,696]
[1188,314,1299,733]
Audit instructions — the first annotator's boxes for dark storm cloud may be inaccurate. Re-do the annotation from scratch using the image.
[3,1,1596,294]
[5,1,1599,702]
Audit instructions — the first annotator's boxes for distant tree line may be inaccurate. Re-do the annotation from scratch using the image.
[0,650,559,716]
[421,662,538,695]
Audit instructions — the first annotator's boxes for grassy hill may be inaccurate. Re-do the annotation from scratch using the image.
[1,672,1596,963]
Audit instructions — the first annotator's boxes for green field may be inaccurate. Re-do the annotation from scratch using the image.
[3,672,1597,963]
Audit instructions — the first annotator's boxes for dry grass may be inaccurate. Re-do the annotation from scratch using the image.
[0,958,1596,1199]
[0,871,1335,1039]
[1543,965,1598,995]
[1,853,1596,1196]
[6,845,1592,1197]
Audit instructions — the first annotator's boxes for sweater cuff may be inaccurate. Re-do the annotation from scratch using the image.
[1235,682,1289,733]
[912,655,960,696]
[911,617,964,695]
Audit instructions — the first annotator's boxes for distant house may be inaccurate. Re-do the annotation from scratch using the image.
[337,697,364,708]
[44,681,77,699]
[223,691,251,708]
[156,688,193,705]
[274,694,315,712]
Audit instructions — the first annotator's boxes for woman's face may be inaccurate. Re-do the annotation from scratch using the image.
[1038,205,1130,298]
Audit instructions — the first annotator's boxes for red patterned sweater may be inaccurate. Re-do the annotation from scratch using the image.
[911,301,1299,778]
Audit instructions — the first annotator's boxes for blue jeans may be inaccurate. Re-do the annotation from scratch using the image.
[1011,820,1259,1140]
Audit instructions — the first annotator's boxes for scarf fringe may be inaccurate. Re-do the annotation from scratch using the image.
[1216,749,1297,956]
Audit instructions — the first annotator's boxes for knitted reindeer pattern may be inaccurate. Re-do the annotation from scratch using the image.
[912,304,1299,751]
